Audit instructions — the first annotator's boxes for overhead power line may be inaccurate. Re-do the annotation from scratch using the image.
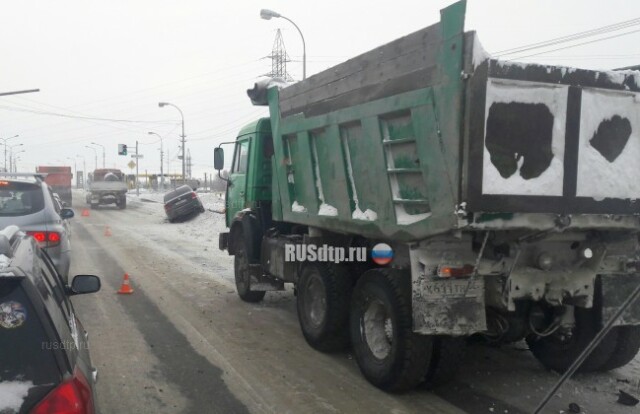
[494,16,640,57]
[0,104,177,124]
[506,28,640,61]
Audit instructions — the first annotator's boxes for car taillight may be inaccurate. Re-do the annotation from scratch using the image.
[191,192,197,199]
[26,231,61,248]
[30,368,94,414]
[29,231,47,243]
[48,232,61,243]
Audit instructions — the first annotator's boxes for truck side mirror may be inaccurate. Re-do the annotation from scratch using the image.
[214,148,224,170]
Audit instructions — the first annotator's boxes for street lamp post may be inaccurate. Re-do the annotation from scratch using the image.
[0,135,19,172]
[12,150,25,172]
[91,142,105,168]
[8,143,23,172]
[148,132,164,190]
[85,146,98,171]
[158,102,186,182]
[260,9,306,80]
[13,156,22,172]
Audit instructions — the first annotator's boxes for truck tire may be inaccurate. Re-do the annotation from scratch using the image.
[296,263,352,352]
[526,305,619,373]
[598,325,640,371]
[350,269,434,392]
[423,336,466,389]
[233,231,265,303]
[117,196,127,209]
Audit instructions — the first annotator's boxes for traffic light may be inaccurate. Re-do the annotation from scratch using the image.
[118,144,128,156]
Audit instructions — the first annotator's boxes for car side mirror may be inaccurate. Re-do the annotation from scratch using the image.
[214,147,224,170]
[60,208,74,219]
[69,275,101,295]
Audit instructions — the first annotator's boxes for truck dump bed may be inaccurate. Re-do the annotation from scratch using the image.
[36,166,72,204]
[259,0,640,242]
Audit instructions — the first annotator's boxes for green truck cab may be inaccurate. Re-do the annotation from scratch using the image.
[216,0,640,392]
[222,119,273,227]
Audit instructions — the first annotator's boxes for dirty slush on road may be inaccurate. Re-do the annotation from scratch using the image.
[7,0,639,413]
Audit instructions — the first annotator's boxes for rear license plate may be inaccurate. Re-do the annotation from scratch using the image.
[421,278,483,299]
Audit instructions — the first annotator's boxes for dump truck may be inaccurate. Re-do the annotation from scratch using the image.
[36,166,73,206]
[86,168,128,209]
[215,0,640,391]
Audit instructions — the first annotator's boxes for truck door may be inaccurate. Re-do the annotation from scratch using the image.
[226,138,250,225]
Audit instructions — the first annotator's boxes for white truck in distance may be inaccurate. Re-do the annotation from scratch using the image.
[86,168,128,209]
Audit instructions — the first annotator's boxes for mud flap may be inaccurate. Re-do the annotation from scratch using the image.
[218,232,229,251]
[601,274,640,326]
[412,276,486,335]
[247,264,285,291]
[241,214,262,263]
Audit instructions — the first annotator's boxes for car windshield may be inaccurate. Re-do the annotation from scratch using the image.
[0,182,44,217]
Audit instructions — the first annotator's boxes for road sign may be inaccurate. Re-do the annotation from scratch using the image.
[127,161,136,169]
[131,154,143,159]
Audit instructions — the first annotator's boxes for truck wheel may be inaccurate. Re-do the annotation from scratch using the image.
[118,197,127,209]
[350,269,434,392]
[526,305,619,373]
[423,336,466,389]
[598,325,640,371]
[233,232,265,303]
[296,263,352,352]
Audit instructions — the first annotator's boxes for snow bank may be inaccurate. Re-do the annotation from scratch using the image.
[0,381,32,413]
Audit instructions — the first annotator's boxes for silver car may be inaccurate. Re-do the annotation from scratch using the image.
[0,173,73,283]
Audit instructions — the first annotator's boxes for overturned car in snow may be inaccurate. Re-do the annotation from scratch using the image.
[217,0,640,392]
[163,185,205,222]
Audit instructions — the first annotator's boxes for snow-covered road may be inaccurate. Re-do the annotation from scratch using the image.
[68,189,640,414]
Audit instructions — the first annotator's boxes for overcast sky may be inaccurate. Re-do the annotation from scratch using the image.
[0,0,638,179]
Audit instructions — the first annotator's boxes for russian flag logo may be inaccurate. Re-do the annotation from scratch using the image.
[371,243,393,266]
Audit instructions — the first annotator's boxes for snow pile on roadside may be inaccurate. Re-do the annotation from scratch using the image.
[0,381,32,413]
[132,191,225,212]
[127,191,226,228]
[122,190,232,282]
